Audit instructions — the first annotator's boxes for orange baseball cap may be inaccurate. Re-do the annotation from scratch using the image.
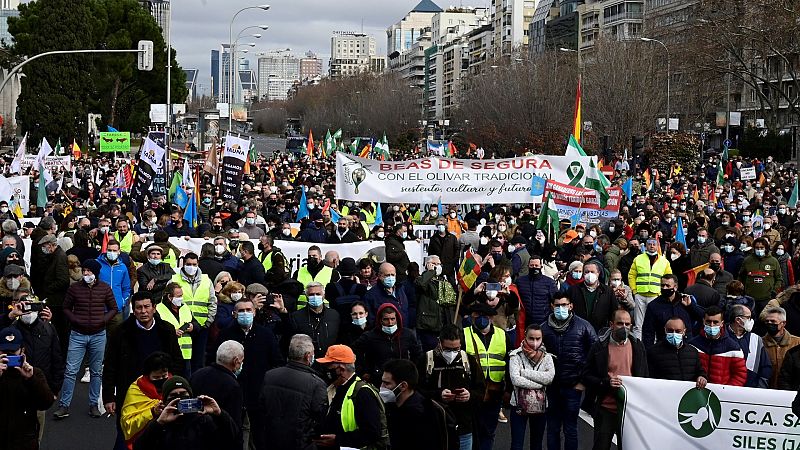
[317,345,356,364]
[562,230,579,243]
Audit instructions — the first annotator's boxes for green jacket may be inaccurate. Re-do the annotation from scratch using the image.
[739,254,783,303]
[605,245,622,272]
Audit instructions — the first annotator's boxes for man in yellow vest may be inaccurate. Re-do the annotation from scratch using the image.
[171,253,217,374]
[293,246,334,309]
[258,235,288,286]
[156,282,198,375]
[112,218,139,254]
[315,344,389,449]
[628,238,672,339]
[463,302,509,450]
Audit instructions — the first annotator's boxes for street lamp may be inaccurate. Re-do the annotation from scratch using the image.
[229,5,270,131]
[641,37,670,132]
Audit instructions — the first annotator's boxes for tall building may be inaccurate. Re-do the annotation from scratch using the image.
[299,51,323,81]
[577,0,644,54]
[329,32,381,79]
[238,59,258,104]
[210,50,220,99]
[139,0,170,42]
[258,51,300,101]
[529,0,583,57]
[0,0,19,46]
[491,0,538,58]
[183,68,198,103]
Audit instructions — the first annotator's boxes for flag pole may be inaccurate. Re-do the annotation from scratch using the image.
[453,289,464,325]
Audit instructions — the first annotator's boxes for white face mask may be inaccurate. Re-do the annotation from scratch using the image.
[231,292,243,301]
[215,244,226,255]
[377,232,385,239]
[83,274,96,284]
[183,265,198,276]
[21,312,37,325]
[504,276,512,285]
[442,350,459,365]
[584,272,598,285]
[6,278,20,290]
[486,290,498,299]
[282,228,292,236]
[435,265,443,276]
[171,297,183,307]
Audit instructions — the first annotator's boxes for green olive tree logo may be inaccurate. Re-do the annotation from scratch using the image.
[677,388,721,438]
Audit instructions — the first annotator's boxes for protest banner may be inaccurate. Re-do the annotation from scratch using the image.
[21,155,72,172]
[8,175,30,213]
[543,179,622,223]
[740,166,757,181]
[220,133,249,202]
[147,131,168,196]
[99,132,131,153]
[620,376,799,450]
[130,137,166,209]
[336,153,594,204]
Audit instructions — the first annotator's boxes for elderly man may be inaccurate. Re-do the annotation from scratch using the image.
[1,219,24,255]
[363,262,414,327]
[762,307,800,388]
[328,216,359,243]
[727,304,772,387]
[240,210,265,239]
[289,282,341,357]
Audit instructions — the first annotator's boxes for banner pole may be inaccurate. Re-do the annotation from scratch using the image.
[453,288,463,325]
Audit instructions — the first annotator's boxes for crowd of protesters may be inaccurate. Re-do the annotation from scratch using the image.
[1,145,800,450]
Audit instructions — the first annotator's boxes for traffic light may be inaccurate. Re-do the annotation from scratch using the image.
[632,135,644,155]
[137,40,153,71]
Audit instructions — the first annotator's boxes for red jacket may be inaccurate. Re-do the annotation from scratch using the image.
[689,328,747,386]
[63,280,118,335]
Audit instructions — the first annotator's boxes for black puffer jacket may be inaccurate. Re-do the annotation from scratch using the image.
[12,317,65,394]
[0,368,54,449]
[258,361,328,450]
[541,313,598,386]
[646,340,707,382]
[353,303,423,385]
[289,306,340,358]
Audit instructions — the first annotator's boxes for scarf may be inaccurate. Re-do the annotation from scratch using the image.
[547,312,574,334]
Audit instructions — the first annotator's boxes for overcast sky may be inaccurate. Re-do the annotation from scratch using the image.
[170,0,445,95]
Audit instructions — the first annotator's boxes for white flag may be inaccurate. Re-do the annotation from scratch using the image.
[10,133,26,174]
[37,138,53,168]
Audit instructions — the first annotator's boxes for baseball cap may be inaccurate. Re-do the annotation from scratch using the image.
[562,230,579,244]
[317,344,356,364]
[0,327,22,352]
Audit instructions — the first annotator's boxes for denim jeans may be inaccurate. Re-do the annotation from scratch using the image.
[546,386,582,450]
[475,400,502,450]
[458,433,472,450]
[510,408,546,450]
[59,330,106,408]
[593,406,621,450]
[190,325,209,374]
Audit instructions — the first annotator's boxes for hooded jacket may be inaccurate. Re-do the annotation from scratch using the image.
[98,254,132,312]
[353,303,423,384]
[688,328,747,386]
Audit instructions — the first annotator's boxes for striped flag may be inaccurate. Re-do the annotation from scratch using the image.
[684,263,710,287]
[643,169,652,192]
[306,129,315,161]
[359,140,373,158]
[457,247,482,291]
[572,75,582,143]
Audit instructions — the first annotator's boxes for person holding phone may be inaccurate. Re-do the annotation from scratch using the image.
[156,283,199,377]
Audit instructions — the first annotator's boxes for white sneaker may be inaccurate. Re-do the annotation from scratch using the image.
[80,367,90,383]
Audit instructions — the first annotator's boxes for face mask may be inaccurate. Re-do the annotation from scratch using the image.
[486,290,498,299]
[554,305,570,321]
[282,228,292,237]
[150,217,158,225]
[203,198,212,205]
[571,271,582,280]
[577,232,585,239]
[20,311,37,325]
[401,232,408,239]
[755,249,766,257]
[84,274,96,284]
[382,276,396,288]
[776,249,785,256]
[379,385,400,403]
[6,278,19,290]
[610,279,622,288]
[382,324,398,335]
[612,327,629,343]
[0,207,7,213]
[722,221,730,226]
[531,268,541,276]
[148,258,162,266]
[666,332,683,347]
[740,243,749,251]
[171,297,183,307]
[741,318,754,333]
[377,232,385,239]
[474,315,491,330]
[704,325,721,337]
[670,252,680,261]
[646,250,658,256]
[584,272,598,284]
[480,236,489,245]
[151,377,167,392]
[353,317,367,327]
[106,251,119,261]
[233,362,243,377]
[661,288,674,298]
[709,263,721,272]
[442,349,459,365]
[742,216,751,222]
[507,244,516,254]
[237,311,254,327]
[435,265,443,276]
[338,226,348,234]
[504,276,512,285]
[697,236,707,244]
[307,203,315,210]
[449,212,457,219]
[436,224,446,233]
[765,323,780,336]
[724,245,734,253]
[764,223,771,230]
[214,244,226,255]
[245,218,255,225]
[308,295,324,308]
[183,265,198,276]
[41,246,51,255]
[100,226,110,234]
[608,225,615,233]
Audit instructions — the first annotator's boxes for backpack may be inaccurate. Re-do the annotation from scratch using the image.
[426,397,460,450]
[426,350,470,376]
[333,282,362,311]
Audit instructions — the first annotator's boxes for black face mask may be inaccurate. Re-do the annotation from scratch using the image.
[709,263,721,272]
[323,367,339,384]
[531,268,541,277]
[661,288,674,298]
[612,327,629,343]
[151,377,167,393]
[212,226,223,232]
[765,323,780,336]
[229,240,239,251]
[338,226,348,234]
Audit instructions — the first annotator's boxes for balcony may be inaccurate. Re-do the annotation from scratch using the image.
[604,11,643,25]
[581,22,599,31]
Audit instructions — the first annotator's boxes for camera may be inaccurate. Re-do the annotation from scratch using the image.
[21,302,45,312]
[5,355,23,367]
[177,398,203,414]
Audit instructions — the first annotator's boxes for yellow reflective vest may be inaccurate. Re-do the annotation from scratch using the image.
[628,253,672,296]
[259,249,287,273]
[155,302,193,359]
[163,248,178,269]
[464,325,507,383]
[340,375,389,449]
[170,273,212,326]
[296,265,333,308]
[113,231,135,254]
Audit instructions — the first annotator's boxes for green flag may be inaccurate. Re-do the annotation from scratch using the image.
[37,163,47,208]
[790,177,799,208]
[535,192,561,245]
[332,128,342,141]
[324,130,335,156]
[565,134,587,157]
[168,171,183,200]
[54,139,64,156]
[585,158,609,208]
[349,138,361,155]
[374,132,390,160]
[722,143,729,162]
[716,160,725,187]
[249,140,257,162]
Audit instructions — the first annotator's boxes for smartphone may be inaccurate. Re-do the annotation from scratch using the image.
[486,282,501,292]
[177,398,203,414]
[179,323,191,332]
[22,302,45,312]
[5,355,23,367]
[454,388,466,394]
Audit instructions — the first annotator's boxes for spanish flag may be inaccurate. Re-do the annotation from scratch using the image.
[685,263,710,287]
[306,129,315,161]
[643,168,652,192]
[572,75,582,143]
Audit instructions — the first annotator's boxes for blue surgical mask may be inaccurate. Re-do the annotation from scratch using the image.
[697,236,707,244]
[233,361,243,377]
[704,325,721,337]
[353,317,367,327]
[666,332,683,347]
[382,324,398,335]
[148,258,161,266]
[474,315,491,330]
[554,305,570,321]
[106,251,119,261]
[237,311,254,327]
[755,249,766,257]
[382,276,396,288]
[308,295,324,308]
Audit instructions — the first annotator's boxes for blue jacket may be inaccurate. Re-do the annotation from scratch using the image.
[516,273,557,327]
[641,295,705,350]
[97,255,131,312]
[298,223,327,243]
[541,313,597,386]
[728,327,773,388]
[363,284,415,328]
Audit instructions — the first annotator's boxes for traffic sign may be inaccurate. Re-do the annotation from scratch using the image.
[723,139,732,148]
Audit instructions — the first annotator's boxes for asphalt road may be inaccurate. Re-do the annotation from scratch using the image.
[40,382,606,450]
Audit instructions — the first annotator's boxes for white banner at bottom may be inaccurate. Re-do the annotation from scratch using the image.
[620,376,799,450]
